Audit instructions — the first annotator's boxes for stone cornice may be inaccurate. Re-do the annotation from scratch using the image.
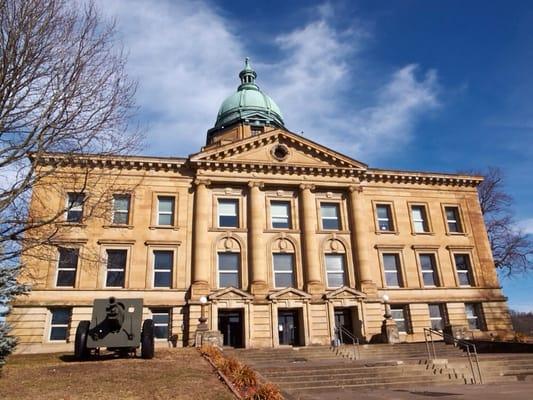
[29,152,187,172]
[364,168,483,187]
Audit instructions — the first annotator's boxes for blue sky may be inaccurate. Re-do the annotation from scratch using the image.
[100,0,533,311]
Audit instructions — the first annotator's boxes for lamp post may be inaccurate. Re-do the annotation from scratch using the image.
[380,293,400,344]
[198,295,208,332]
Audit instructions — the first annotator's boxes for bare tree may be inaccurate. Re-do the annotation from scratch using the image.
[475,167,533,276]
[0,0,140,362]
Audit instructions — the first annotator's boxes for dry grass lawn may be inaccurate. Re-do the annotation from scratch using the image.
[0,348,234,400]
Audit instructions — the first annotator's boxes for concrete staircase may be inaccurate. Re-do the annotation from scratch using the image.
[225,343,469,395]
[449,353,533,384]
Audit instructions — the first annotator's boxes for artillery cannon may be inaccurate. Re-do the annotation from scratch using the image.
[74,297,154,360]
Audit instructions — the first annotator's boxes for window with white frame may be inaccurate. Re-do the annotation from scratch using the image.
[105,249,127,287]
[218,198,239,228]
[420,253,439,287]
[218,252,240,288]
[49,308,71,341]
[66,192,84,222]
[56,247,79,287]
[273,253,295,287]
[465,303,484,330]
[411,205,430,233]
[320,203,341,230]
[454,254,473,286]
[325,254,346,288]
[151,309,171,340]
[429,304,446,331]
[153,250,173,288]
[391,305,410,333]
[383,253,402,287]
[376,204,394,231]
[271,201,291,229]
[112,194,131,225]
[157,196,175,226]
[445,206,463,233]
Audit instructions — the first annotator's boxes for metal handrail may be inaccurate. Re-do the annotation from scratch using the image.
[423,327,483,384]
[334,325,360,360]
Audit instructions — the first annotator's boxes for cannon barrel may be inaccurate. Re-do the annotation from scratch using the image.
[105,296,125,332]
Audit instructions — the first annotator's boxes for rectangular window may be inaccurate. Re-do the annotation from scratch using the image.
[411,205,429,233]
[465,303,483,330]
[152,309,171,340]
[56,248,79,287]
[218,199,239,228]
[420,253,439,287]
[454,254,473,286]
[218,252,240,288]
[157,196,175,226]
[112,194,131,225]
[376,204,394,231]
[321,203,341,230]
[383,253,402,287]
[429,304,446,331]
[445,206,463,233]
[271,201,291,229]
[105,249,127,287]
[325,254,346,287]
[49,308,71,341]
[391,305,409,333]
[66,192,84,222]
[273,253,295,288]
[153,250,173,288]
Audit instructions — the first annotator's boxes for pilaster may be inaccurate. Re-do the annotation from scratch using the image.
[192,179,211,298]
[300,184,324,295]
[248,181,268,297]
[348,185,377,296]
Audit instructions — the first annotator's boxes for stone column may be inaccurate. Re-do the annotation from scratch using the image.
[300,184,323,294]
[192,179,210,298]
[248,181,268,296]
[348,185,377,296]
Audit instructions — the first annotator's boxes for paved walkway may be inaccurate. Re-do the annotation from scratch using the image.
[285,382,533,400]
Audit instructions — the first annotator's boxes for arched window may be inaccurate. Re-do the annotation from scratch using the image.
[272,237,296,288]
[324,239,347,288]
[217,237,241,288]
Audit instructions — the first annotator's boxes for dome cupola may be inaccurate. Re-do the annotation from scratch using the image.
[211,58,285,132]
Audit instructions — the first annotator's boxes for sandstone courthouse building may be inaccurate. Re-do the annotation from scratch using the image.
[11,60,513,353]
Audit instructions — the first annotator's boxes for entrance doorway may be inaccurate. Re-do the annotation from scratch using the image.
[334,307,355,344]
[218,309,244,348]
[278,309,301,346]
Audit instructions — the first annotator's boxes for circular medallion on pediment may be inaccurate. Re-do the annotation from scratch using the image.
[271,143,289,161]
[224,238,234,250]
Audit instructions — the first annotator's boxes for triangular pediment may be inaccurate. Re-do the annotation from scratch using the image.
[268,287,312,300]
[324,286,366,300]
[190,129,367,172]
[209,287,253,301]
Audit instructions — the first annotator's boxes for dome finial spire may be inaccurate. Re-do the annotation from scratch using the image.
[239,57,257,87]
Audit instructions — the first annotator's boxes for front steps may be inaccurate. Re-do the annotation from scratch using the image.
[225,343,469,394]
[449,353,533,384]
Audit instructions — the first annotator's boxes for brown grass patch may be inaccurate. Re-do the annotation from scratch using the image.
[0,348,234,400]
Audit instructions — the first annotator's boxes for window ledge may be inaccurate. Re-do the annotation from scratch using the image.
[317,230,350,234]
[375,230,399,235]
[149,225,179,230]
[265,229,300,233]
[103,224,134,229]
[210,228,247,233]
[59,222,87,228]
[446,232,468,237]
[411,232,435,236]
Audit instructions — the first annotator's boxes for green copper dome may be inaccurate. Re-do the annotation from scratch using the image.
[213,58,284,129]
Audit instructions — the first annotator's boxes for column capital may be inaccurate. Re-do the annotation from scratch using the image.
[247,181,264,189]
[194,178,211,187]
[348,185,363,193]
[299,183,315,191]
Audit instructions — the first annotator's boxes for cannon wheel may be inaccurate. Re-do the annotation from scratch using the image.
[141,319,155,359]
[74,320,90,360]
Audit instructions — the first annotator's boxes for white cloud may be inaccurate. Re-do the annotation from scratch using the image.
[99,1,440,161]
[517,218,533,234]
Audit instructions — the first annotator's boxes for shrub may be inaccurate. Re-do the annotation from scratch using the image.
[250,382,283,400]
[231,363,258,390]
